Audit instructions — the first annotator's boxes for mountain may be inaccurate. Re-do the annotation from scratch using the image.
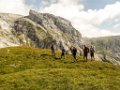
[1,10,120,65]
[85,36,120,65]
[0,10,82,50]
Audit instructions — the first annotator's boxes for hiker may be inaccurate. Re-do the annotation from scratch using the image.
[70,46,77,62]
[51,44,56,57]
[60,47,66,59]
[83,45,89,62]
[90,46,95,61]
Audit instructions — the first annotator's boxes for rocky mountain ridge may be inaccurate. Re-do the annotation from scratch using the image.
[0,10,82,50]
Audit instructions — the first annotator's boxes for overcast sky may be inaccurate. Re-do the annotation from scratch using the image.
[0,0,120,37]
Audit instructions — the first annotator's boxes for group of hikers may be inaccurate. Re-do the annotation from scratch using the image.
[51,44,95,62]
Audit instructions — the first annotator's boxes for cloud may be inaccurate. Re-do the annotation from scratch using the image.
[89,2,120,25]
[41,0,84,19]
[0,0,31,15]
[0,0,120,37]
[40,0,120,37]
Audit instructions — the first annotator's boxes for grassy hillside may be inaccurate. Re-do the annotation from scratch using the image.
[0,46,120,90]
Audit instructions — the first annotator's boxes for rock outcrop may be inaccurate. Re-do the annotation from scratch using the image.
[0,13,22,47]
[13,10,82,50]
[0,10,82,50]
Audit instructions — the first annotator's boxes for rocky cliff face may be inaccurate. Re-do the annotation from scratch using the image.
[0,13,22,47]
[0,10,82,50]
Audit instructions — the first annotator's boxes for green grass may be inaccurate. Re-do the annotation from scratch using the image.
[0,46,120,90]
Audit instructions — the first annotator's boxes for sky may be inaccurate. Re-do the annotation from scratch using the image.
[0,0,120,37]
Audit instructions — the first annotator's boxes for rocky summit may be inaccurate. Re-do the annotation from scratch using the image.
[0,10,82,50]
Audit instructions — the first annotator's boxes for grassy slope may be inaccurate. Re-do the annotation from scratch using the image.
[0,46,120,90]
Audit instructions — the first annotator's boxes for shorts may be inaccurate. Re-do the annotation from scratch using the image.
[90,52,94,57]
[84,53,88,57]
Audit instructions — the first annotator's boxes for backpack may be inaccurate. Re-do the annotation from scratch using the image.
[84,47,89,53]
[90,48,94,53]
